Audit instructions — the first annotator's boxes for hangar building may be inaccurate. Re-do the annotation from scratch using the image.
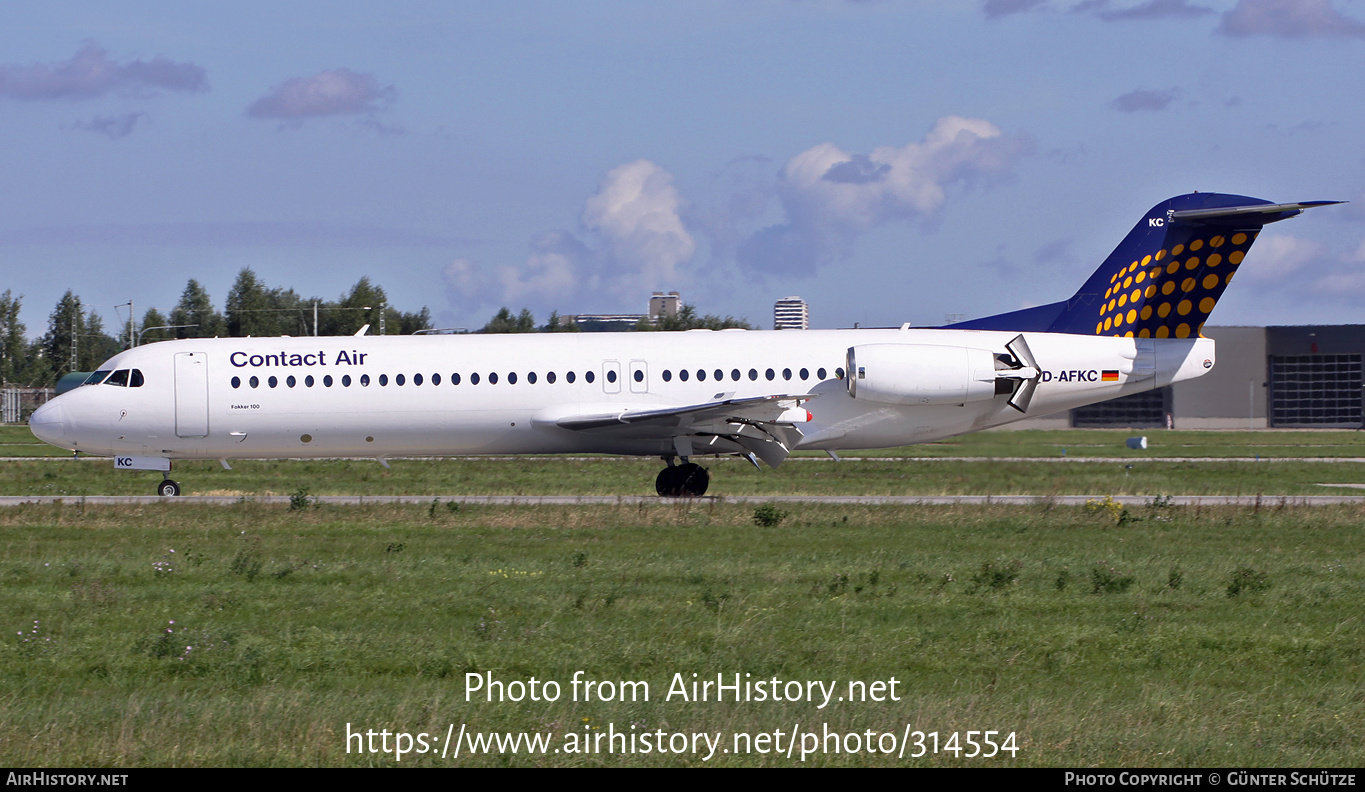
[1020,325,1365,430]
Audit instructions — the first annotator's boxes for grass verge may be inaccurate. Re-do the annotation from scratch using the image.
[2,500,1361,766]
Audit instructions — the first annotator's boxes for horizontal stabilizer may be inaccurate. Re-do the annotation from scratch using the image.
[1170,201,1343,223]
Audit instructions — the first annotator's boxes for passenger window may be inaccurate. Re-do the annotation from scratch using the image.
[287,375,296,388]
[765,368,775,381]
[324,375,334,387]
[748,369,758,381]
[633,370,643,382]
[432,373,441,386]
[343,374,352,387]
[105,370,130,387]
[547,371,557,384]
[452,373,461,385]
[836,367,845,379]
[508,372,518,384]
[231,376,241,389]
[396,374,405,386]
[379,374,388,386]
[305,375,315,387]
[249,376,260,388]
[782,368,792,381]
[567,371,576,383]
[585,371,595,383]
[800,368,809,380]
[607,370,617,383]
[680,369,689,382]
[697,369,706,382]
[662,370,672,382]
[471,373,481,385]
[731,369,740,381]
[817,368,827,380]
[714,369,723,381]
[528,372,537,384]
[130,369,144,387]
[414,373,423,386]
[490,372,499,384]
[268,376,278,388]
[360,374,370,387]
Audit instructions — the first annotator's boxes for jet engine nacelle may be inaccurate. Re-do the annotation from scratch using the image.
[846,344,1000,406]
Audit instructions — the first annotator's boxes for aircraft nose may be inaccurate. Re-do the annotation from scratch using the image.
[29,399,67,444]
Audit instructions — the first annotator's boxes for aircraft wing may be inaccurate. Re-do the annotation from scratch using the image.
[549,394,815,469]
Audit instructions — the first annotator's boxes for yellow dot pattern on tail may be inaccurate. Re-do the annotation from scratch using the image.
[1095,230,1257,339]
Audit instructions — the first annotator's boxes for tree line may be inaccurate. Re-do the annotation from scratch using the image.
[0,266,753,387]
[478,305,752,334]
[0,269,429,387]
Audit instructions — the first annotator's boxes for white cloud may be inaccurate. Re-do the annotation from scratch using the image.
[739,116,1028,274]
[443,161,696,319]
[1087,0,1214,20]
[497,233,586,306]
[0,42,207,101]
[1219,0,1365,38]
[582,159,696,298]
[982,0,1048,18]
[247,68,396,119]
[1112,87,1181,112]
[72,112,147,139]
[1244,234,1328,282]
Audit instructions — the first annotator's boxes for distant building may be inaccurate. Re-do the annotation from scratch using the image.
[774,297,809,330]
[559,291,681,332]
[559,313,646,332]
[649,291,681,322]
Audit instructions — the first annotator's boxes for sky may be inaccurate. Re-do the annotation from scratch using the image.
[3,0,1365,339]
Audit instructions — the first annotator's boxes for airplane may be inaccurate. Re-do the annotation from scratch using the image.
[29,192,1340,498]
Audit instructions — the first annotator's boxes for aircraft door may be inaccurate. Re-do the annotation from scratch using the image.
[174,352,210,438]
[602,360,622,394]
[629,360,649,394]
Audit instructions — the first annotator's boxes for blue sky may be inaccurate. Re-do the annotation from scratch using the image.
[3,0,1364,337]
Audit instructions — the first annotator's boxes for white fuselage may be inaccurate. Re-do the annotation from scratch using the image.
[30,327,1215,462]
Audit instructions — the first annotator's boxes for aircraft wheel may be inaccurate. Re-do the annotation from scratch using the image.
[655,466,683,497]
[676,463,709,497]
[655,463,710,497]
[157,479,181,497]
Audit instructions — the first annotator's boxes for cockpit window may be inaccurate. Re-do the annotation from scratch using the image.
[84,370,112,386]
[129,369,144,387]
[104,370,130,387]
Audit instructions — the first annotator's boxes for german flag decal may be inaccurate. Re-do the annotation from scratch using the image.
[1101,370,1120,381]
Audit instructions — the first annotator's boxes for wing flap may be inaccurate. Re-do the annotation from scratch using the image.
[553,394,813,431]
[548,394,814,469]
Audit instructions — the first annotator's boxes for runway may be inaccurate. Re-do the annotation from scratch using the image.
[3,494,1364,507]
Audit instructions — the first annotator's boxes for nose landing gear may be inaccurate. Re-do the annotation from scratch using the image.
[157,476,181,497]
[655,459,709,498]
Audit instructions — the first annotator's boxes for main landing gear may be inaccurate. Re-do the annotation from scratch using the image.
[655,459,709,498]
[157,476,181,497]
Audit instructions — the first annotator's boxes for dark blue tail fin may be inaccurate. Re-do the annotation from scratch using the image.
[950,193,1341,337]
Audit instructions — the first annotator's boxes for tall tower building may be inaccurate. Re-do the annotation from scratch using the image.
[774,296,809,330]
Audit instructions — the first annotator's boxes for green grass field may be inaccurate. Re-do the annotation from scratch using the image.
[9,423,1365,460]
[3,425,1364,766]
[5,424,1365,498]
[3,499,1363,766]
